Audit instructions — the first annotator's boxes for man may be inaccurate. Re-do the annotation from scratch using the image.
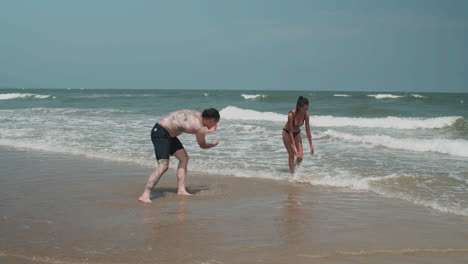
[138,108,220,203]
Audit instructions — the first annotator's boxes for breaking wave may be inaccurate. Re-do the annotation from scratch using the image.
[368,94,404,99]
[0,93,54,100]
[322,130,468,157]
[241,94,268,100]
[219,106,461,129]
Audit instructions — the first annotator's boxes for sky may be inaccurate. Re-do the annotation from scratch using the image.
[1,0,467,92]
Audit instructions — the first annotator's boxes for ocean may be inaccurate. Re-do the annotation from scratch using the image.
[1,88,467,216]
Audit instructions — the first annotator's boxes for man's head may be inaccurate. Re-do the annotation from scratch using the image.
[202,108,220,129]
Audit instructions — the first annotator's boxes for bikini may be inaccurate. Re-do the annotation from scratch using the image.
[283,110,306,137]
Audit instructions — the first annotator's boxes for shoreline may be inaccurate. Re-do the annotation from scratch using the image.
[1,147,468,264]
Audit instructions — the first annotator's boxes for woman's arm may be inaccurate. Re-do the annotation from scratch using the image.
[305,112,314,155]
[287,112,298,155]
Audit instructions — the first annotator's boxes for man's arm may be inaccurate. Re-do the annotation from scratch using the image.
[196,128,219,149]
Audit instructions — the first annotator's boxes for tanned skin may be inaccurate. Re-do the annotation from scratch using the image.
[282,104,314,174]
[138,110,219,203]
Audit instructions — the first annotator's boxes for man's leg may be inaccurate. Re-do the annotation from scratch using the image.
[173,149,191,195]
[138,159,169,203]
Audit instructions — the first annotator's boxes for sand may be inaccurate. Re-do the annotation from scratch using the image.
[1,147,467,264]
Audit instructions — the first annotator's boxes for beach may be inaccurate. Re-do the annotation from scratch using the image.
[3,1,468,262]
[1,147,467,264]
[2,89,468,217]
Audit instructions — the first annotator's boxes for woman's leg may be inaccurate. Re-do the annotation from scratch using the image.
[294,134,304,166]
[282,130,295,174]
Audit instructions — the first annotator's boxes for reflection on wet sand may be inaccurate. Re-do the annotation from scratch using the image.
[176,197,187,221]
[280,184,307,246]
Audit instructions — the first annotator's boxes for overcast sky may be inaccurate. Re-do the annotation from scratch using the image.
[1,0,467,92]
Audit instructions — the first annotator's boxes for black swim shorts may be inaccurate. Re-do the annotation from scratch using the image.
[151,123,184,160]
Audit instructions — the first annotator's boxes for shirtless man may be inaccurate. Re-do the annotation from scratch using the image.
[138,108,220,203]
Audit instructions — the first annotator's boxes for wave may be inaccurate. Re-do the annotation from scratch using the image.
[28,107,130,115]
[411,94,426,98]
[0,93,54,100]
[296,172,468,216]
[219,106,461,129]
[220,106,286,122]
[313,115,461,129]
[368,94,404,99]
[333,94,351,97]
[241,94,268,100]
[72,93,158,99]
[322,130,468,157]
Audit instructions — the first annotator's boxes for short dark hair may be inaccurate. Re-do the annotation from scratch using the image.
[202,108,220,121]
[296,96,309,111]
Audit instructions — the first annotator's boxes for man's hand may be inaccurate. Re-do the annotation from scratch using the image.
[207,124,217,132]
[212,138,220,146]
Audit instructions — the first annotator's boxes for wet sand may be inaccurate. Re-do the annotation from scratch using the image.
[1,147,467,264]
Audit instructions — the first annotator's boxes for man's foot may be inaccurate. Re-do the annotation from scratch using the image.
[177,190,192,196]
[138,194,152,203]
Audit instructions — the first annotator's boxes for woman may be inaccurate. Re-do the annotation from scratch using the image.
[282,96,314,174]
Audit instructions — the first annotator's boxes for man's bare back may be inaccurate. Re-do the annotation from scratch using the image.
[158,110,203,137]
[138,108,220,203]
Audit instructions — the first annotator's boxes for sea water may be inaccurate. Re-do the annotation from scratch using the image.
[1,88,467,216]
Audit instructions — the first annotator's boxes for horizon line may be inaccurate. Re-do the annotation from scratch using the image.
[1,86,467,94]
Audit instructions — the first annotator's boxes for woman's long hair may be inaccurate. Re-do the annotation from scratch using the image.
[296,96,309,112]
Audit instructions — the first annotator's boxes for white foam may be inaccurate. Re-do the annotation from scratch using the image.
[323,130,468,157]
[241,94,267,100]
[411,94,426,98]
[333,94,351,97]
[295,170,422,193]
[368,94,404,99]
[220,106,286,122]
[297,172,468,216]
[220,106,461,129]
[0,93,53,100]
[312,115,460,129]
[369,173,468,216]
[378,189,468,216]
[296,172,372,191]
[222,123,270,134]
